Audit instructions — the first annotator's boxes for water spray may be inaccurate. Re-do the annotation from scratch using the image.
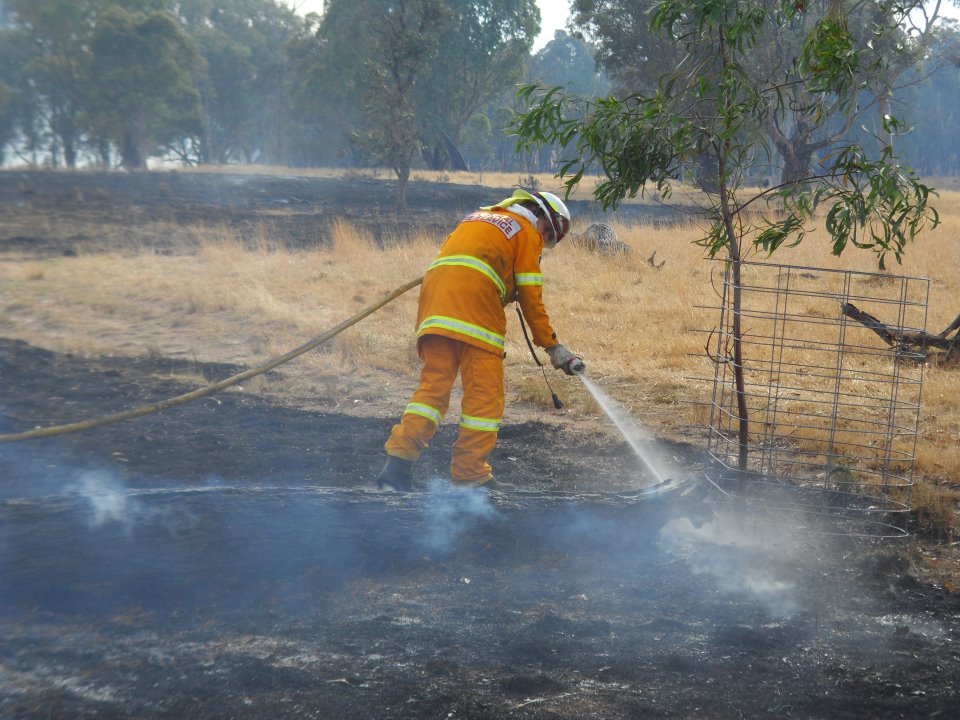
[575,370,670,487]
[516,308,672,488]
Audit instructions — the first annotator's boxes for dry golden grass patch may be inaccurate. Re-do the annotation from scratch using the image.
[910,479,960,539]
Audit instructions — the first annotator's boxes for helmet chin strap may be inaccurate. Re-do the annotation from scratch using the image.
[536,215,558,248]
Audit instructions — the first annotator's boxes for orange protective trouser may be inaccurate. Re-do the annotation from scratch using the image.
[384,334,504,484]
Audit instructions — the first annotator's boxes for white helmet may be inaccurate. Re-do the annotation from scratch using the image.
[484,188,571,245]
[536,190,571,244]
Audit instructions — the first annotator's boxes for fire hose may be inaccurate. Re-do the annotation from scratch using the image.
[1,274,697,504]
[0,276,424,443]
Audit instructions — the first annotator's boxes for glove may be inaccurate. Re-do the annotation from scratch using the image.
[546,344,585,376]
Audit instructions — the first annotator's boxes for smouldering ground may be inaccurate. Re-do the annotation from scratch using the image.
[0,343,957,720]
[2,467,959,719]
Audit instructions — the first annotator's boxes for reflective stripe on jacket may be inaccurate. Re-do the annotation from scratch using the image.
[416,207,557,354]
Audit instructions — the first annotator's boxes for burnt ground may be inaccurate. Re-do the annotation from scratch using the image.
[1,338,960,719]
[1,170,960,718]
[0,169,685,258]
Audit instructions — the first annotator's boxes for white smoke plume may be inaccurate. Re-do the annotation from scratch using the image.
[660,514,801,619]
[66,470,140,529]
[418,478,501,554]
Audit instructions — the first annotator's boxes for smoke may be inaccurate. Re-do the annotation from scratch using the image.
[0,439,873,635]
[418,477,501,555]
[563,378,813,618]
[66,470,139,529]
[0,435,90,500]
[660,513,803,619]
[62,469,196,537]
[0,435,149,530]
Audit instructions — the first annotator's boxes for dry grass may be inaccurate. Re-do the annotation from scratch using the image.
[1,172,958,534]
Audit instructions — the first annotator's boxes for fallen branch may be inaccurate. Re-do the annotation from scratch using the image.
[841,302,960,364]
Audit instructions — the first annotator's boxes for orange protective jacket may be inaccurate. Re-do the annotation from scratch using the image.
[416,206,557,355]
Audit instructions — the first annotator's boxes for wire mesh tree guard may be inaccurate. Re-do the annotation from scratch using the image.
[697,261,929,538]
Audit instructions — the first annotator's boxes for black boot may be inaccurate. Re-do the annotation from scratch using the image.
[376,456,414,492]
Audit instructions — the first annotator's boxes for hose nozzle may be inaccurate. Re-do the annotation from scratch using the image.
[568,358,585,375]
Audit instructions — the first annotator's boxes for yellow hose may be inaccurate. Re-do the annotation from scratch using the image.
[0,276,423,443]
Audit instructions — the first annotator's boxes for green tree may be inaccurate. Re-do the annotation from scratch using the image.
[186,21,255,164]
[176,0,306,165]
[285,5,359,166]
[351,0,450,208]
[758,0,944,182]
[891,21,960,175]
[572,0,685,94]
[861,0,945,152]
[0,15,47,165]
[572,0,946,186]
[417,0,539,162]
[530,30,610,98]
[0,23,29,165]
[5,0,103,167]
[85,6,202,169]
[297,0,375,166]
[512,30,613,173]
[306,0,536,172]
[0,80,14,166]
[516,0,938,486]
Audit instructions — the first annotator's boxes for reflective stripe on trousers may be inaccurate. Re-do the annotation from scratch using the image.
[385,334,504,483]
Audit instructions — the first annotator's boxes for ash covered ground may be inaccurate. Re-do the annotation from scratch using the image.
[1,171,959,719]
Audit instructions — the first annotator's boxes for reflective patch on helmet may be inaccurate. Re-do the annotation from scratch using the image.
[462,211,522,239]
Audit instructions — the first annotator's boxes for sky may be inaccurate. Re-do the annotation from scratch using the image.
[284,0,571,51]
[283,1,956,51]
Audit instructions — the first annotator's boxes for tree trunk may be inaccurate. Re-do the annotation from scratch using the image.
[779,142,815,185]
[694,152,720,193]
[717,29,750,496]
[395,163,410,211]
[120,129,146,170]
[717,151,750,495]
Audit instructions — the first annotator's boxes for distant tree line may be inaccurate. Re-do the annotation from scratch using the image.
[0,0,959,185]
[0,0,605,177]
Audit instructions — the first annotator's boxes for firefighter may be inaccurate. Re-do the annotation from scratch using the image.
[376,188,585,492]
